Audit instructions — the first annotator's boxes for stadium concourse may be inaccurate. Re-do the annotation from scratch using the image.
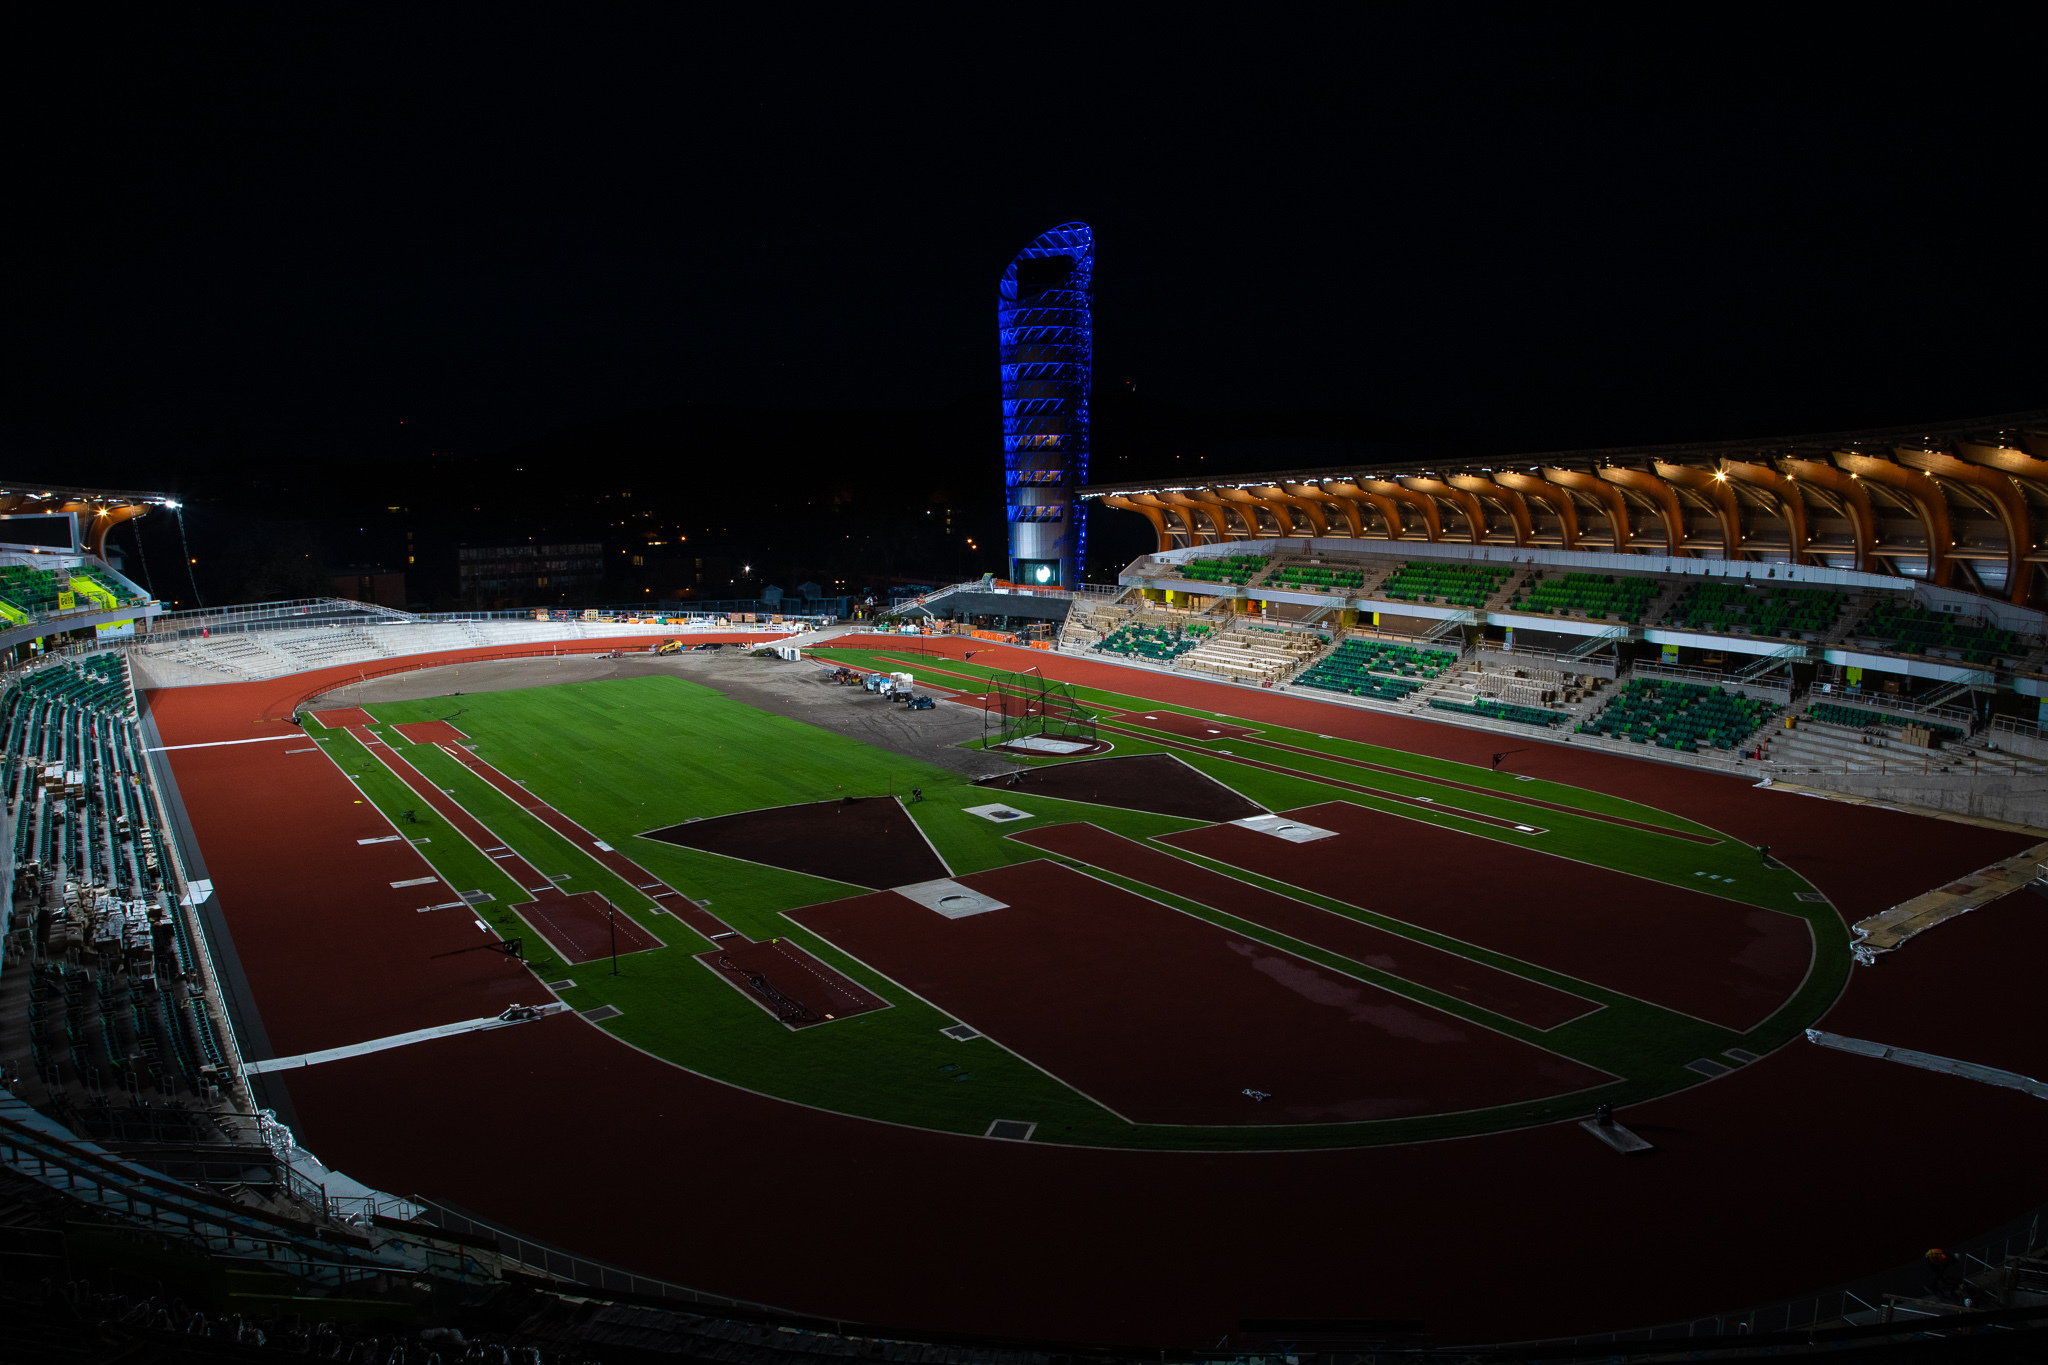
[92,617,2048,1349]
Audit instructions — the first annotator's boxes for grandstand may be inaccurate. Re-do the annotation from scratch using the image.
[1576,676,1779,753]
[1510,569,1664,622]
[1092,620,1205,663]
[0,651,244,1125]
[1663,581,1848,639]
[7,429,2048,1353]
[1294,637,1456,702]
[1380,559,1513,608]
[126,603,810,686]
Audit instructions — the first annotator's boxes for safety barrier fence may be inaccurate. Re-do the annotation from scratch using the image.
[1808,687,1978,733]
[413,1196,762,1311]
[1630,662,1796,706]
[275,637,790,712]
[1511,1208,2045,1355]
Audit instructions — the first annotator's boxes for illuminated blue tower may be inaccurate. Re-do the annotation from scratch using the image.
[999,222,1093,588]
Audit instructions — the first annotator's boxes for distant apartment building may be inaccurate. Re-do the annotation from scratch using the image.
[457,543,605,607]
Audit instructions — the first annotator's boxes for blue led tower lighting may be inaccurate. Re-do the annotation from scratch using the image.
[999,222,1093,588]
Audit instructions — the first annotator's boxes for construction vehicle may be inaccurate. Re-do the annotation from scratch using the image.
[655,638,684,655]
[905,695,936,711]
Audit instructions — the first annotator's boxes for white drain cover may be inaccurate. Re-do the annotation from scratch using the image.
[895,878,1009,919]
[1231,814,1338,843]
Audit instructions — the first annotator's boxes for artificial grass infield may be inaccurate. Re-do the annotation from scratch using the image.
[298,649,1849,1153]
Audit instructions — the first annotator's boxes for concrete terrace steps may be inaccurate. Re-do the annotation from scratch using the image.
[1178,624,1321,684]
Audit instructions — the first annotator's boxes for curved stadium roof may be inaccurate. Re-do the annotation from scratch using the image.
[1084,409,2048,608]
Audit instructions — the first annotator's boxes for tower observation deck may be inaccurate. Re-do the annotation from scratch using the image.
[999,222,1093,588]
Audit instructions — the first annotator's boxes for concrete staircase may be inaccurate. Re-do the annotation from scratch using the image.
[1180,623,1323,685]
[1760,715,2046,777]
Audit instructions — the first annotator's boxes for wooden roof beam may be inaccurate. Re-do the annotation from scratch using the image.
[1542,468,1631,552]
[1355,479,1442,541]
[1249,486,1329,537]
[1493,471,1580,551]
[1720,460,1810,565]
[1778,459,1876,573]
[1449,475,1533,546]
[1400,477,1488,544]
[1832,453,1952,587]
[1895,448,2033,605]
[1600,467,1688,556]
[1101,496,1173,553]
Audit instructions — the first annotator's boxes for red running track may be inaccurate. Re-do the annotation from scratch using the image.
[516,890,664,966]
[144,639,2048,1345]
[695,939,890,1027]
[393,719,469,744]
[309,706,376,728]
[346,729,665,960]
[275,961,2048,1347]
[825,635,2040,921]
[429,740,731,941]
[1162,800,1813,1032]
[786,860,1611,1125]
[157,721,532,1058]
[1014,822,1599,1029]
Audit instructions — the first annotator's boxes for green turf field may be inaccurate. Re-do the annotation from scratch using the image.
[301,657,1850,1152]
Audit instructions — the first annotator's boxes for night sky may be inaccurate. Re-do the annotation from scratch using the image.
[6,11,2043,595]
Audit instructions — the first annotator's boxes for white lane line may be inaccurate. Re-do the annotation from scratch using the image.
[145,734,305,752]
[1807,1030,2048,1099]
[245,1005,570,1074]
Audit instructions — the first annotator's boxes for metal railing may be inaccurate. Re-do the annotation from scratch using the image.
[1631,660,1784,693]
[1807,687,1977,733]
[146,597,417,642]
[413,1196,766,1310]
[1506,1208,2046,1353]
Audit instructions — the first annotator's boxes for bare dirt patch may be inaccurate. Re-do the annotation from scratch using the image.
[974,752,1263,823]
[644,796,948,890]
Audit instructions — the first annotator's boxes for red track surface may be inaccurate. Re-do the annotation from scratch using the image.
[827,635,2039,921]
[695,939,890,1026]
[309,706,375,728]
[146,637,2048,1345]
[158,722,532,1058]
[515,890,664,965]
[393,720,469,744]
[430,742,730,941]
[787,860,1610,1124]
[1106,709,1263,741]
[1162,800,1813,1032]
[1014,822,1598,1029]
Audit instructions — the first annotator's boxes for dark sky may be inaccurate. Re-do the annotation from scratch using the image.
[7,10,2044,481]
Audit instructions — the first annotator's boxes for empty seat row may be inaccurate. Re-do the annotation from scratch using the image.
[1378,561,1511,609]
[1664,582,1845,638]
[1511,571,1660,622]
[1578,677,1773,752]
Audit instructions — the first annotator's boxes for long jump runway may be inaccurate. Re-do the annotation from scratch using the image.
[343,729,666,965]
[1014,822,1599,1029]
[1162,800,1814,1033]
[786,860,1610,1126]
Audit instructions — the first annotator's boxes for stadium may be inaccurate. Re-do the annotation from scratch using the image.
[5,400,2048,1362]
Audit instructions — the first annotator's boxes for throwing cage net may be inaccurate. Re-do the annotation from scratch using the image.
[982,668,1098,748]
